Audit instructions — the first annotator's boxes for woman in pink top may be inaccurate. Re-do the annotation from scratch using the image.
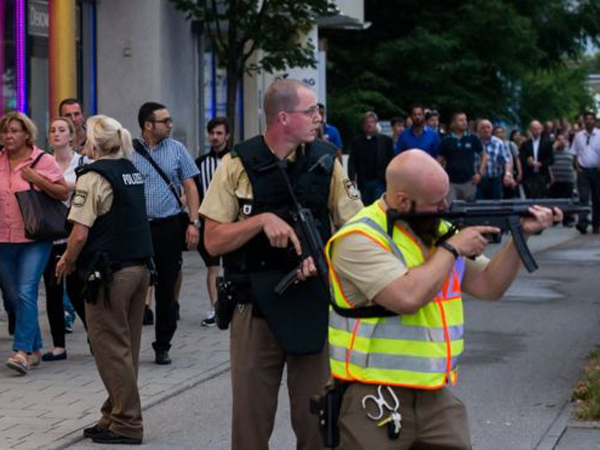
[0,112,68,375]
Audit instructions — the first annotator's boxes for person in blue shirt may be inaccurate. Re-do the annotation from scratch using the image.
[390,116,405,147]
[396,105,440,157]
[317,103,343,151]
[132,102,200,366]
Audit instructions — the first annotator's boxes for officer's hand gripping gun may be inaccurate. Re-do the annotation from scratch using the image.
[388,198,590,273]
[273,156,333,295]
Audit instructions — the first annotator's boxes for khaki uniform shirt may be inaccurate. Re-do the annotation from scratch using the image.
[331,220,490,308]
[68,162,115,227]
[200,146,362,226]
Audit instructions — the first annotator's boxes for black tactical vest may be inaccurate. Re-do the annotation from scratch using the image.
[223,135,335,275]
[223,136,336,355]
[76,158,154,273]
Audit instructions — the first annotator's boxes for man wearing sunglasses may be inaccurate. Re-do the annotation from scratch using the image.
[132,102,200,366]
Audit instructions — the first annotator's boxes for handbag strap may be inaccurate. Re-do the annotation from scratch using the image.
[30,151,46,169]
[25,151,48,190]
[132,138,182,209]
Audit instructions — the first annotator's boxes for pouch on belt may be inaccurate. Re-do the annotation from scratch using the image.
[249,270,328,355]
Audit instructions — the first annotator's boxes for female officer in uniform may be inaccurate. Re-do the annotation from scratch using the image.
[56,115,153,445]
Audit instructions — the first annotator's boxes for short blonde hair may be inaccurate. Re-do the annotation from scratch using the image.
[4,112,38,147]
[49,116,75,137]
[85,115,132,159]
[263,79,310,124]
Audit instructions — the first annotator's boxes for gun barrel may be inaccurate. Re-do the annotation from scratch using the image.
[449,199,590,216]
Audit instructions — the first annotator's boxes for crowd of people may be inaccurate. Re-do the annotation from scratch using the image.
[346,105,600,233]
[0,98,227,444]
[0,81,589,449]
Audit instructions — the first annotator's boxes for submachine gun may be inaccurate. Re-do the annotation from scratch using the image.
[388,198,590,273]
[273,155,332,295]
[272,155,343,448]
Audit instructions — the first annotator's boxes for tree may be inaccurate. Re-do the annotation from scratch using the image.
[322,0,600,145]
[519,65,593,124]
[171,0,335,139]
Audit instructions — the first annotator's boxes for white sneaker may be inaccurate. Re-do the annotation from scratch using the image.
[201,310,216,327]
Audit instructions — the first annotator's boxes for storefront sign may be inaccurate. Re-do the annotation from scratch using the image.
[28,0,49,38]
[28,0,80,39]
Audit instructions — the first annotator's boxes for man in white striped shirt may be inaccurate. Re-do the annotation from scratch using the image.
[570,111,600,234]
[195,117,230,326]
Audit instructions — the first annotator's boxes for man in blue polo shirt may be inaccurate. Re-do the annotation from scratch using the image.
[396,105,440,157]
[438,111,487,201]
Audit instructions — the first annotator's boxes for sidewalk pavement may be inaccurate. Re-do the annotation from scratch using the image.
[0,251,227,450]
[0,226,598,449]
[490,226,600,449]
[538,403,600,450]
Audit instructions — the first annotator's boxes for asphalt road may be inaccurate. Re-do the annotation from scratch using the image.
[71,231,600,450]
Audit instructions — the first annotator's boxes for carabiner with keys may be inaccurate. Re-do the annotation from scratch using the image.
[361,385,400,420]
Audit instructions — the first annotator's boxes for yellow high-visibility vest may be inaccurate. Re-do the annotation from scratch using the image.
[326,200,466,389]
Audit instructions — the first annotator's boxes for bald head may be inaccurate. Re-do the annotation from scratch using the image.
[386,150,449,209]
[477,119,493,140]
[263,79,310,124]
[530,120,543,138]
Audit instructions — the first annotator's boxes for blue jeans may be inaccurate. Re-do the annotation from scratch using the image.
[0,241,52,352]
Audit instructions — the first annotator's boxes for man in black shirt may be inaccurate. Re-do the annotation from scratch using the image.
[348,111,394,205]
[438,112,487,201]
[194,117,230,326]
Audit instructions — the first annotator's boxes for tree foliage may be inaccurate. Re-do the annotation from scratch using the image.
[171,0,336,139]
[520,65,593,124]
[323,0,600,143]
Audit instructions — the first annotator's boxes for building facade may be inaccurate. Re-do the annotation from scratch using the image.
[1,0,364,154]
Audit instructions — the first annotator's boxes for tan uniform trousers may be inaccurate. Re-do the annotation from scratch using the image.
[86,265,150,440]
[230,304,328,450]
[338,383,471,450]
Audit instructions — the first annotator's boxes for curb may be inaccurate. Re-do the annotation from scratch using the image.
[535,401,572,450]
[41,362,231,450]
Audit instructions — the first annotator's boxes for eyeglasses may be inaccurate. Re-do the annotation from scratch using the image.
[153,117,173,125]
[286,105,320,118]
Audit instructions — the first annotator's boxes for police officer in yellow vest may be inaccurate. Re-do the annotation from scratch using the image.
[326,150,559,449]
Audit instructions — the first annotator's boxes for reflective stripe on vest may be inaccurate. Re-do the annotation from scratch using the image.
[326,200,466,389]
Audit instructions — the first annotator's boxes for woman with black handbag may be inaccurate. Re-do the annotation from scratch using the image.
[0,112,68,375]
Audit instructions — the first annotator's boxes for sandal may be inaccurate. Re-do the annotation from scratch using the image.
[28,351,43,368]
[6,353,29,375]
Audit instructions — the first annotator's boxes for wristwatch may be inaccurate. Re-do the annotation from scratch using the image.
[189,219,201,228]
[438,241,460,260]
